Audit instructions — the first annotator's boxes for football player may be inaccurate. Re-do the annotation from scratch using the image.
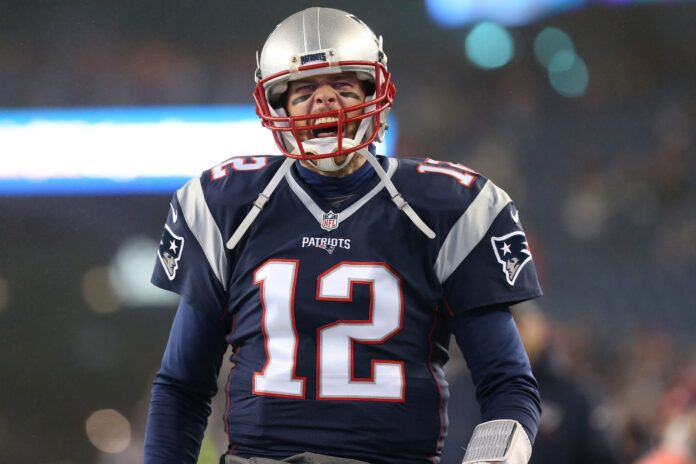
[145,7,542,464]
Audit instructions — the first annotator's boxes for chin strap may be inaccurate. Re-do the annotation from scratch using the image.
[226,157,296,250]
[298,137,355,172]
[312,152,354,172]
[361,149,436,239]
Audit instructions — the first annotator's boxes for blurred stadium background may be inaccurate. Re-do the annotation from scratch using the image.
[1,1,695,463]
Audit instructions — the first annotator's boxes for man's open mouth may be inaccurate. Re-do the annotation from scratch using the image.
[310,116,340,138]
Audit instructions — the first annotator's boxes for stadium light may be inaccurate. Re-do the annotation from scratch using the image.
[0,105,397,195]
[465,22,515,70]
[548,52,590,97]
[533,27,576,68]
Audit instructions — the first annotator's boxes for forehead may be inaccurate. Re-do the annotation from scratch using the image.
[288,72,360,88]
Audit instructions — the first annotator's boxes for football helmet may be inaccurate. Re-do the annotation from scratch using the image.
[253,7,395,171]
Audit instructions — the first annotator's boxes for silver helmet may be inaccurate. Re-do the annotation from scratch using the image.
[253,7,395,171]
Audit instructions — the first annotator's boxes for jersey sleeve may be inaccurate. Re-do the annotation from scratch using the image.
[437,180,542,314]
[151,176,228,316]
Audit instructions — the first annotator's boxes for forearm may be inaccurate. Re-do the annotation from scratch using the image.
[144,299,229,463]
[475,363,540,441]
[452,304,541,443]
[145,374,212,463]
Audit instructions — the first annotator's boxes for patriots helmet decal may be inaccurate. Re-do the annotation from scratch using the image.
[491,231,532,286]
[158,224,185,280]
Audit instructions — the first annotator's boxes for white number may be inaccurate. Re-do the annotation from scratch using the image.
[253,260,305,398]
[252,260,404,401]
[416,158,478,187]
[317,263,404,400]
[211,156,268,181]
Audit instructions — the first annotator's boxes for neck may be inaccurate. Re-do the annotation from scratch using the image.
[300,155,367,178]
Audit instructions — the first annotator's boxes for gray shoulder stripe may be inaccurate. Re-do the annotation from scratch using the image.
[177,177,228,290]
[434,180,511,283]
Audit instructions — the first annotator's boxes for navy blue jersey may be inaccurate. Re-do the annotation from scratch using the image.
[151,155,542,463]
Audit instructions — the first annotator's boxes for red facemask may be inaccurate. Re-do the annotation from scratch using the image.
[253,61,395,160]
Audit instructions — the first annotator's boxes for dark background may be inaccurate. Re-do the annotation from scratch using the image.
[1,1,695,463]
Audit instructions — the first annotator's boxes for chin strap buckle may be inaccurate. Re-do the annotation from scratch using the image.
[391,193,407,210]
[253,194,269,210]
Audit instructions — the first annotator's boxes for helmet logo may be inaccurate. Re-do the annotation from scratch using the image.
[300,51,327,65]
[321,210,340,231]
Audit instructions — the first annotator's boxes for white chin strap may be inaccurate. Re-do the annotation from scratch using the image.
[296,137,355,172]
[313,155,354,172]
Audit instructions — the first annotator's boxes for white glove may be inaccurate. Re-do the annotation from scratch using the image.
[461,419,532,464]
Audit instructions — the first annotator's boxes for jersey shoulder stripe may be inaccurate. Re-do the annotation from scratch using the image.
[176,175,229,289]
[434,179,512,283]
[175,155,286,289]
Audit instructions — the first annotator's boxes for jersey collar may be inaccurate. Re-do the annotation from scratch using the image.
[285,156,398,227]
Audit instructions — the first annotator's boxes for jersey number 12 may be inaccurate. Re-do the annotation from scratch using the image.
[253,260,405,402]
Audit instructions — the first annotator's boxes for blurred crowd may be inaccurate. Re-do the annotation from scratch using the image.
[1,1,695,463]
[510,304,696,464]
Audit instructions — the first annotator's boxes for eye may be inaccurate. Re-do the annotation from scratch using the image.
[290,83,314,95]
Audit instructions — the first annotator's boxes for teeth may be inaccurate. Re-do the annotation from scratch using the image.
[313,117,339,125]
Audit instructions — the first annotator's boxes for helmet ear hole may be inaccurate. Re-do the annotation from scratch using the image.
[268,83,289,109]
[360,80,376,97]
[355,71,375,96]
[276,92,288,112]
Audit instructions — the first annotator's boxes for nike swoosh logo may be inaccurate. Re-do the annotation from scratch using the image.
[170,203,178,223]
[511,210,519,223]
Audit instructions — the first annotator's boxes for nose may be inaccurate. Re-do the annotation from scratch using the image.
[313,84,338,108]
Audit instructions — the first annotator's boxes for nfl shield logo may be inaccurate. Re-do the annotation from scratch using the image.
[321,210,340,231]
